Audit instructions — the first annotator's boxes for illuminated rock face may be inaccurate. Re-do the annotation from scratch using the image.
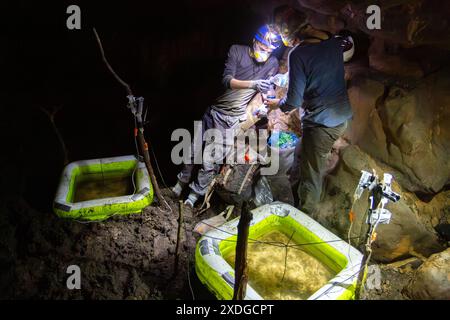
[347,70,450,195]
[405,248,450,300]
[253,0,450,262]
[313,71,450,261]
[311,145,444,262]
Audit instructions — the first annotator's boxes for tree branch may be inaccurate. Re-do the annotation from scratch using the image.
[93,28,133,96]
[92,27,167,208]
[39,106,69,165]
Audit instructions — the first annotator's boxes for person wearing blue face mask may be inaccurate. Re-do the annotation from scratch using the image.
[172,25,282,208]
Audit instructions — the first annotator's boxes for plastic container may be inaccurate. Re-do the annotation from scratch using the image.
[195,202,363,300]
[268,131,299,176]
[53,155,153,221]
[270,73,289,88]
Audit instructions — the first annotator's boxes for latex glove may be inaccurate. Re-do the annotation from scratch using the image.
[250,79,271,92]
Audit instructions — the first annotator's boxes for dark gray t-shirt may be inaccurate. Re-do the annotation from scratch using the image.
[212,45,279,116]
[281,37,352,128]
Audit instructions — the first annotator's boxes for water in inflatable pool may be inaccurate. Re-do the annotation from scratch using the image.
[74,175,134,202]
[225,230,336,300]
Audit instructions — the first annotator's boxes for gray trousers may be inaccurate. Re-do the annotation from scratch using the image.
[177,106,246,196]
[297,121,348,214]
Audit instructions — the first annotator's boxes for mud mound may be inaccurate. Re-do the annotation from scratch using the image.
[0,189,212,300]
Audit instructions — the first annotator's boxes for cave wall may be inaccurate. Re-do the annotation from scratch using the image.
[1,0,270,211]
[280,0,450,262]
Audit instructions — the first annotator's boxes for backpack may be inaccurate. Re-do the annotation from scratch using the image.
[215,163,259,203]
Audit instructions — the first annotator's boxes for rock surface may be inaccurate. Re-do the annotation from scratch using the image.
[313,145,444,262]
[368,38,424,78]
[296,0,450,49]
[350,70,450,195]
[311,67,450,263]
[405,248,450,299]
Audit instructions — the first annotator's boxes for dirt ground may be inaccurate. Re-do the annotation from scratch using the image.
[0,189,218,299]
[0,188,414,300]
[361,264,415,300]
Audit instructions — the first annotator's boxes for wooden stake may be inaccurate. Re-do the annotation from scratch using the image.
[233,202,252,300]
[355,244,373,300]
[174,200,184,276]
[136,128,166,207]
[355,186,381,300]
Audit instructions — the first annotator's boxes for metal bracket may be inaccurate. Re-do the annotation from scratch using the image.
[367,208,392,225]
[354,170,377,200]
[353,170,401,227]
[127,95,137,115]
[136,97,144,118]
[381,173,400,203]
[126,95,146,120]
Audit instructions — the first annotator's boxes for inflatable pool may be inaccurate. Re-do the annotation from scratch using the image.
[53,155,153,221]
[195,203,363,300]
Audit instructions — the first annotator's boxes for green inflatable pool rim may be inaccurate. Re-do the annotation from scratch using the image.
[53,155,153,221]
[195,203,363,300]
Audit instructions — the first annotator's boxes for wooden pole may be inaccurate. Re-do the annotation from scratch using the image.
[136,122,166,206]
[92,28,166,207]
[174,200,185,276]
[355,228,374,300]
[355,185,381,300]
[233,201,252,300]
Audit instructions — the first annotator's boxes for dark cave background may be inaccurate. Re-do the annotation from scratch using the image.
[2,0,275,213]
[0,0,294,300]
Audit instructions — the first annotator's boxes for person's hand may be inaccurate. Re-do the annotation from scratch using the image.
[263,97,281,111]
[250,79,271,92]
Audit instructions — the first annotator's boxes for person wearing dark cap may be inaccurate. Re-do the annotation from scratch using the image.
[265,6,354,215]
